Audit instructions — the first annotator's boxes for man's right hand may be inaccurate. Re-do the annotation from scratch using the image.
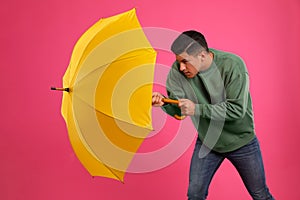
[152,92,165,107]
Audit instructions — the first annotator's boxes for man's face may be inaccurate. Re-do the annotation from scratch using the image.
[175,52,201,78]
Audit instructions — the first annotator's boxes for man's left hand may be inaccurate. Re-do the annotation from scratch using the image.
[178,99,195,116]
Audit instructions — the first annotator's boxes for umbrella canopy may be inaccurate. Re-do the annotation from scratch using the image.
[55,8,157,182]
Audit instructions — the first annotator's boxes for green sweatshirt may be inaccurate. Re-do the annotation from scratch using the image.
[162,49,255,153]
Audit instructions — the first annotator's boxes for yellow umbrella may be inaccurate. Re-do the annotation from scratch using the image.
[52,9,157,182]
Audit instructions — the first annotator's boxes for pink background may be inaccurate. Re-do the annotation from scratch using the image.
[1,0,300,199]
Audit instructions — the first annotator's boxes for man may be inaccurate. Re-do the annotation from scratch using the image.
[152,30,274,200]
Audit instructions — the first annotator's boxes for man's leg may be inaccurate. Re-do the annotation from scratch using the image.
[227,137,274,200]
[187,138,224,200]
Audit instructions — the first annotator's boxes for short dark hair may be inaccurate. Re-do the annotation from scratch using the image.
[171,30,209,55]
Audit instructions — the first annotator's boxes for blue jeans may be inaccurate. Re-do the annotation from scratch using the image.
[187,137,274,200]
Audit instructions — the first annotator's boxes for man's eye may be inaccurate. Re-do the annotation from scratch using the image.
[182,60,188,64]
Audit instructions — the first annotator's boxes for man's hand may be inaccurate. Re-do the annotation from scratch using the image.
[178,99,195,116]
[152,92,165,107]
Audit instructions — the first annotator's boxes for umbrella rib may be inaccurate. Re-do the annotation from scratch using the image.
[101,163,125,183]
[93,107,152,131]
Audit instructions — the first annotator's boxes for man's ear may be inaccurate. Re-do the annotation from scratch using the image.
[197,51,205,60]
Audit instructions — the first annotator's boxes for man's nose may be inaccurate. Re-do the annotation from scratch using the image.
[180,63,186,71]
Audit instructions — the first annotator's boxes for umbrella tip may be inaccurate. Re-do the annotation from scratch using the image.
[51,87,70,92]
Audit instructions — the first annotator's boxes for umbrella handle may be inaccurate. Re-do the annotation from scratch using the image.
[162,98,179,104]
[174,114,186,120]
[162,98,186,120]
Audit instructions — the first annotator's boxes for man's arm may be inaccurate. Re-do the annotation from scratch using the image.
[179,73,250,121]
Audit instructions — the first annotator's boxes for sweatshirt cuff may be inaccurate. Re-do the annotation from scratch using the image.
[194,104,202,117]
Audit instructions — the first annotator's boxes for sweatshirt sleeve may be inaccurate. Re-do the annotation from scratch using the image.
[161,64,185,118]
[197,72,250,121]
